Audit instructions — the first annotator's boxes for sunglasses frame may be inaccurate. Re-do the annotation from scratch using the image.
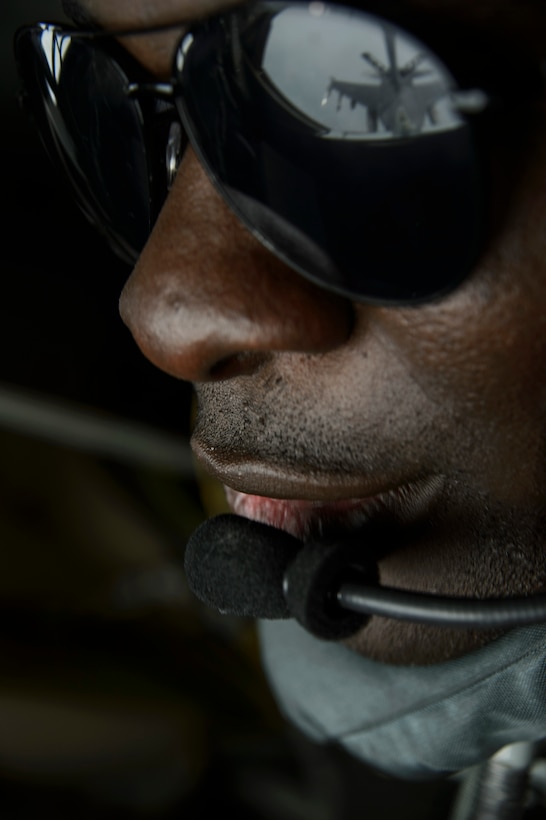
[14,1,546,302]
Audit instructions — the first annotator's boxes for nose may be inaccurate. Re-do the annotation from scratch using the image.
[119,150,353,382]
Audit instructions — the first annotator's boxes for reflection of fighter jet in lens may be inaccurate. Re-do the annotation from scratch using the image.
[322,25,449,136]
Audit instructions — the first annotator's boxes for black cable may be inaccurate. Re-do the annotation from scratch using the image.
[338,584,546,629]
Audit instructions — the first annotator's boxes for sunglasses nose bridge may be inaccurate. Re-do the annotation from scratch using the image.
[119,150,354,382]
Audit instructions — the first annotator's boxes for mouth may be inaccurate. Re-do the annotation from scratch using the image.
[224,475,443,543]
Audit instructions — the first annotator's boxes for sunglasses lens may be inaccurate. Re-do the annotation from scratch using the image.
[176,2,485,303]
[15,25,152,265]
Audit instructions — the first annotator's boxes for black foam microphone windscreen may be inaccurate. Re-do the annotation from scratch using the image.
[184,514,302,618]
[284,538,378,639]
[184,514,546,636]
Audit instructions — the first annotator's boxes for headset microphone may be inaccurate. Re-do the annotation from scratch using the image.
[184,514,546,641]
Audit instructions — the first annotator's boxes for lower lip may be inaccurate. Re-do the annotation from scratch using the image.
[224,487,390,541]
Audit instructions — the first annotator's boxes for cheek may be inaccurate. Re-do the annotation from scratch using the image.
[378,147,546,421]
[366,186,546,501]
[386,283,546,415]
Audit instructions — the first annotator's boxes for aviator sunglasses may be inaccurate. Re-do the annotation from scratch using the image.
[14,1,546,304]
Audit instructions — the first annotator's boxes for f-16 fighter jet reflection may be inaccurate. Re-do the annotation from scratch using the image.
[322,24,451,137]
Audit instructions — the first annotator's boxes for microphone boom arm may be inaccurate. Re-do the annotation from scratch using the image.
[338,583,546,629]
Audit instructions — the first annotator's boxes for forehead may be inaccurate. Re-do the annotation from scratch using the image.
[67,0,245,28]
[68,0,546,29]
[68,0,546,75]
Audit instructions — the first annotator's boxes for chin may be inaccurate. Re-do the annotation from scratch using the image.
[344,618,504,666]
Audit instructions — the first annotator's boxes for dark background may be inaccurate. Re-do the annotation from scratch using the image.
[3,0,192,432]
[0,3,461,818]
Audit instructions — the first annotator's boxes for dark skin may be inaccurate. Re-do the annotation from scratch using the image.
[72,0,546,664]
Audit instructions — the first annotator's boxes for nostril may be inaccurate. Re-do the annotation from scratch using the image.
[208,351,270,381]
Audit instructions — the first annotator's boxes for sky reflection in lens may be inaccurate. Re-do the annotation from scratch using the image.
[262,4,461,140]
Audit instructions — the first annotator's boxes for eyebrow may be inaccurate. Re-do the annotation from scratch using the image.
[61,0,99,26]
[60,0,198,42]
[60,0,218,38]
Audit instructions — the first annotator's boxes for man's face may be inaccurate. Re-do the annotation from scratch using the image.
[72,0,546,664]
